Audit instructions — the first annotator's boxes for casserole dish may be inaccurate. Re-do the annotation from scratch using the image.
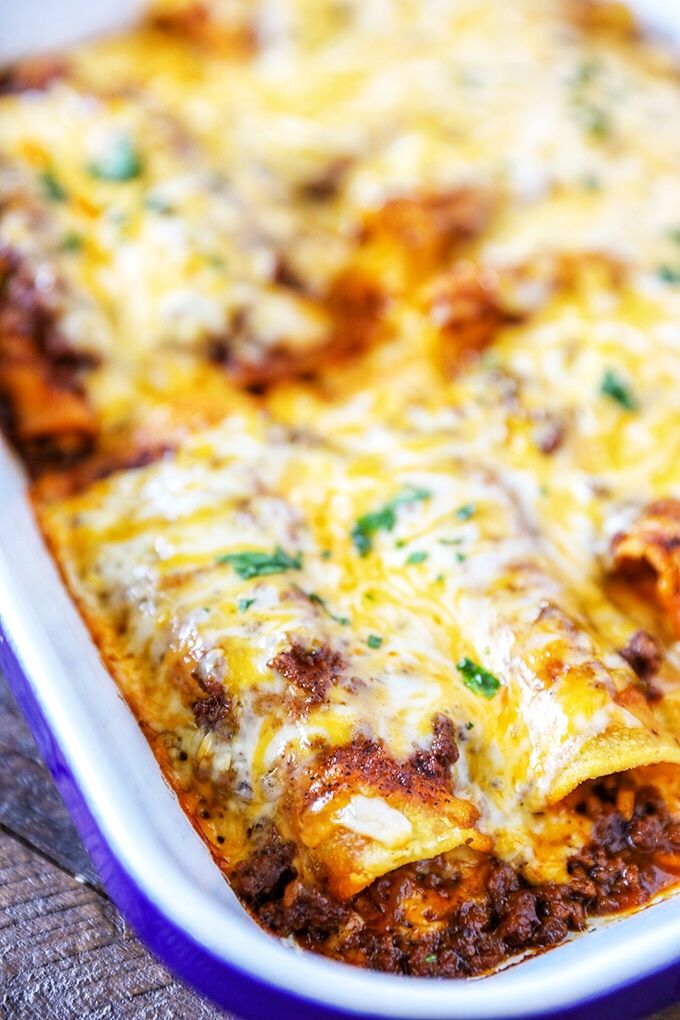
[3,1,680,1017]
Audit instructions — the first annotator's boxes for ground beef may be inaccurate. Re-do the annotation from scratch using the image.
[191,674,233,731]
[230,824,297,907]
[409,714,459,780]
[269,642,344,707]
[259,880,351,942]
[619,629,664,685]
[240,774,680,977]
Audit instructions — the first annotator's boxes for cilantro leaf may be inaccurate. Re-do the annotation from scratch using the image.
[60,232,83,252]
[306,591,350,625]
[40,170,67,203]
[217,546,302,579]
[600,369,637,411]
[657,264,680,285]
[351,487,431,556]
[89,137,143,182]
[456,657,501,699]
[455,504,476,521]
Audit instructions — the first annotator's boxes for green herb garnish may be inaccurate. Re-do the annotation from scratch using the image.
[367,634,383,649]
[217,546,302,580]
[582,173,601,192]
[582,105,611,139]
[40,170,67,203]
[60,232,83,252]
[89,137,143,182]
[456,657,501,699]
[465,721,474,730]
[424,953,438,964]
[406,550,428,565]
[307,591,350,626]
[455,504,476,521]
[600,368,637,411]
[237,597,255,612]
[571,58,600,87]
[657,264,680,285]
[351,487,431,556]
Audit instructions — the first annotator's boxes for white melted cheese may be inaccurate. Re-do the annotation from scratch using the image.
[6,0,680,888]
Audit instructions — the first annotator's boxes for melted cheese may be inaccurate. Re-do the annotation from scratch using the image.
[3,0,680,897]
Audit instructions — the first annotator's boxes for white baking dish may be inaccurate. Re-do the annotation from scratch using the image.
[2,3,680,1017]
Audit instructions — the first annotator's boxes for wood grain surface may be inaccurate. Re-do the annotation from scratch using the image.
[0,673,228,1020]
[0,668,678,1020]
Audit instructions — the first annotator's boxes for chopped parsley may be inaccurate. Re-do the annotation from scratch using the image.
[321,549,332,560]
[600,369,637,411]
[88,137,143,182]
[579,104,611,140]
[455,552,466,563]
[351,487,431,556]
[424,953,438,964]
[406,550,428,565]
[571,58,600,87]
[456,657,501,699]
[307,591,350,626]
[465,721,475,730]
[568,59,612,141]
[217,546,302,579]
[455,503,476,521]
[237,597,255,612]
[657,264,680,285]
[60,232,83,253]
[40,170,67,203]
[367,634,383,649]
[581,173,601,192]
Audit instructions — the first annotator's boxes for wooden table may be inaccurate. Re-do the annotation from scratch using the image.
[0,669,678,1020]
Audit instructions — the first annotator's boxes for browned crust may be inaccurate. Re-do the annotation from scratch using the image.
[269,641,345,709]
[148,1,256,56]
[0,247,97,472]
[610,499,680,638]
[301,725,459,815]
[0,56,68,95]
[562,0,638,40]
[429,261,516,374]
[361,188,494,280]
